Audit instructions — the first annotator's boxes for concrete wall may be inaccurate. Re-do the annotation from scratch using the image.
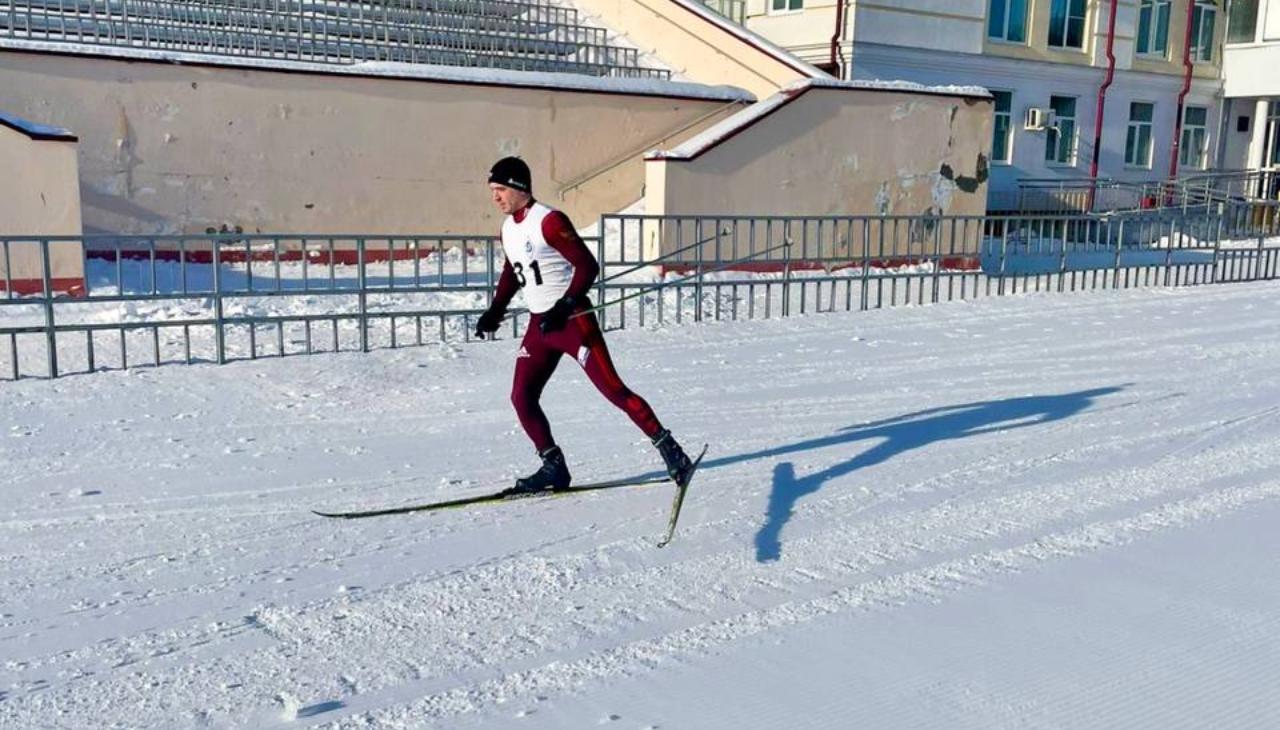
[0,48,750,237]
[0,118,84,294]
[644,82,992,257]
[572,0,824,98]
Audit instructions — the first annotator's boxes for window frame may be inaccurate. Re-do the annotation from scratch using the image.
[1047,0,1088,50]
[987,0,1029,44]
[1179,105,1209,170]
[1044,95,1079,167]
[1125,101,1156,169]
[1136,0,1172,57]
[991,90,1014,164]
[1226,0,1259,45]
[1190,0,1218,63]
[768,0,803,15]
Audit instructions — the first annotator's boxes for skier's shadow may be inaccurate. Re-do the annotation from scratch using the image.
[700,386,1126,563]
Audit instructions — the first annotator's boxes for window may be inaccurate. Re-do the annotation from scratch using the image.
[1179,106,1208,169]
[1136,0,1171,56]
[1190,1,1217,62]
[992,91,1013,163]
[1125,102,1155,168]
[770,0,802,12]
[988,0,1028,43]
[1045,96,1078,165]
[1047,0,1087,49]
[1227,0,1258,44]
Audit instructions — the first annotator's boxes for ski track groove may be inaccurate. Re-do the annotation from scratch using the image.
[3,283,1280,727]
[9,420,1274,728]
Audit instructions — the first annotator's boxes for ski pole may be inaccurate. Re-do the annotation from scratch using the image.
[596,230,726,285]
[572,238,794,321]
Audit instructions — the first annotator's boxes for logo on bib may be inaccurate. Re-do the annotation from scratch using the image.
[524,239,534,254]
[517,346,531,359]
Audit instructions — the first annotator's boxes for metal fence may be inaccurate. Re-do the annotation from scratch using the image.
[2,211,1278,380]
[999,170,1280,229]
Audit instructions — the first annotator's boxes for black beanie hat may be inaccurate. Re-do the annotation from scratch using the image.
[488,156,532,193]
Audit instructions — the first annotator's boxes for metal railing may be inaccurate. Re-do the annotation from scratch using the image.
[1000,171,1280,239]
[1176,169,1280,202]
[0,0,671,78]
[2,211,1278,380]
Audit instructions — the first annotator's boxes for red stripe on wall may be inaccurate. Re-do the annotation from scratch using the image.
[660,256,981,274]
[0,277,86,296]
[84,248,481,265]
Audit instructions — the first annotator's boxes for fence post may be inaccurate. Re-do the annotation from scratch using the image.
[1210,215,1222,285]
[931,218,942,303]
[860,219,870,311]
[997,221,1008,297]
[213,239,226,364]
[1256,232,1266,282]
[782,223,793,318]
[357,237,369,352]
[485,236,496,330]
[40,239,58,378]
[596,225,607,331]
[694,218,704,323]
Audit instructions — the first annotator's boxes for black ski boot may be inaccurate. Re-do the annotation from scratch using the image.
[509,445,572,496]
[652,428,694,487]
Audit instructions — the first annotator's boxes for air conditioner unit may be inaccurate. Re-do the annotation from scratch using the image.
[1023,107,1056,131]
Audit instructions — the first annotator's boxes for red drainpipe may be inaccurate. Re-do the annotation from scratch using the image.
[1169,0,1198,180]
[830,0,847,78]
[1088,0,1119,210]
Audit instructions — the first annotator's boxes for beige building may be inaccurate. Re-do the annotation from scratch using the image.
[738,0,1229,209]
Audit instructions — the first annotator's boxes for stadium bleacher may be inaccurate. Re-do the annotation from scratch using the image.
[0,0,670,78]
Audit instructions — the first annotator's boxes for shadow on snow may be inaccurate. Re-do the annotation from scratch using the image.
[696,386,1126,562]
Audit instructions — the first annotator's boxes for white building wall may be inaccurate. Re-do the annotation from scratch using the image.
[850,43,1222,206]
[850,2,985,54]
[1222,0,1280,172]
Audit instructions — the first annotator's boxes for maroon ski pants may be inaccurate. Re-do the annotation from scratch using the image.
[511,306,662,452]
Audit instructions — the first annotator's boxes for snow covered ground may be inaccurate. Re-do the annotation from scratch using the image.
[3,281,1280,728]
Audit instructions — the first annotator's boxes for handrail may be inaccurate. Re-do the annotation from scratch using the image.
[556,98,751,198]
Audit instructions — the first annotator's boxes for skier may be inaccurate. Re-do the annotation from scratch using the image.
[476,156,695,495]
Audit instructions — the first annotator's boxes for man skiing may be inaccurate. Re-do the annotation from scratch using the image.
[476,156,696,495]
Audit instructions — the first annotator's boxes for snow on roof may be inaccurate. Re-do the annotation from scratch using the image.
[646,77,991,162]
[801,77,992,99]
[0,109,77,141]
[646,87,798,161]
[0,38,754,103]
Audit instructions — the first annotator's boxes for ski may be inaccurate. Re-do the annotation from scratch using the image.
[313,473,671,519]
[657,444,709,548]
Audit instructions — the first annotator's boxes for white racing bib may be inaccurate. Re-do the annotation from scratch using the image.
[500,202,576,314]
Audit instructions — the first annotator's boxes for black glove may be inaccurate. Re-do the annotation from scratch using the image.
[538,296,577,334]
[475,306,504,339]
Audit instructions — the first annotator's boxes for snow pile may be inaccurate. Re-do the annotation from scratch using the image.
[0,38,752,102]
[648,77,989,161]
